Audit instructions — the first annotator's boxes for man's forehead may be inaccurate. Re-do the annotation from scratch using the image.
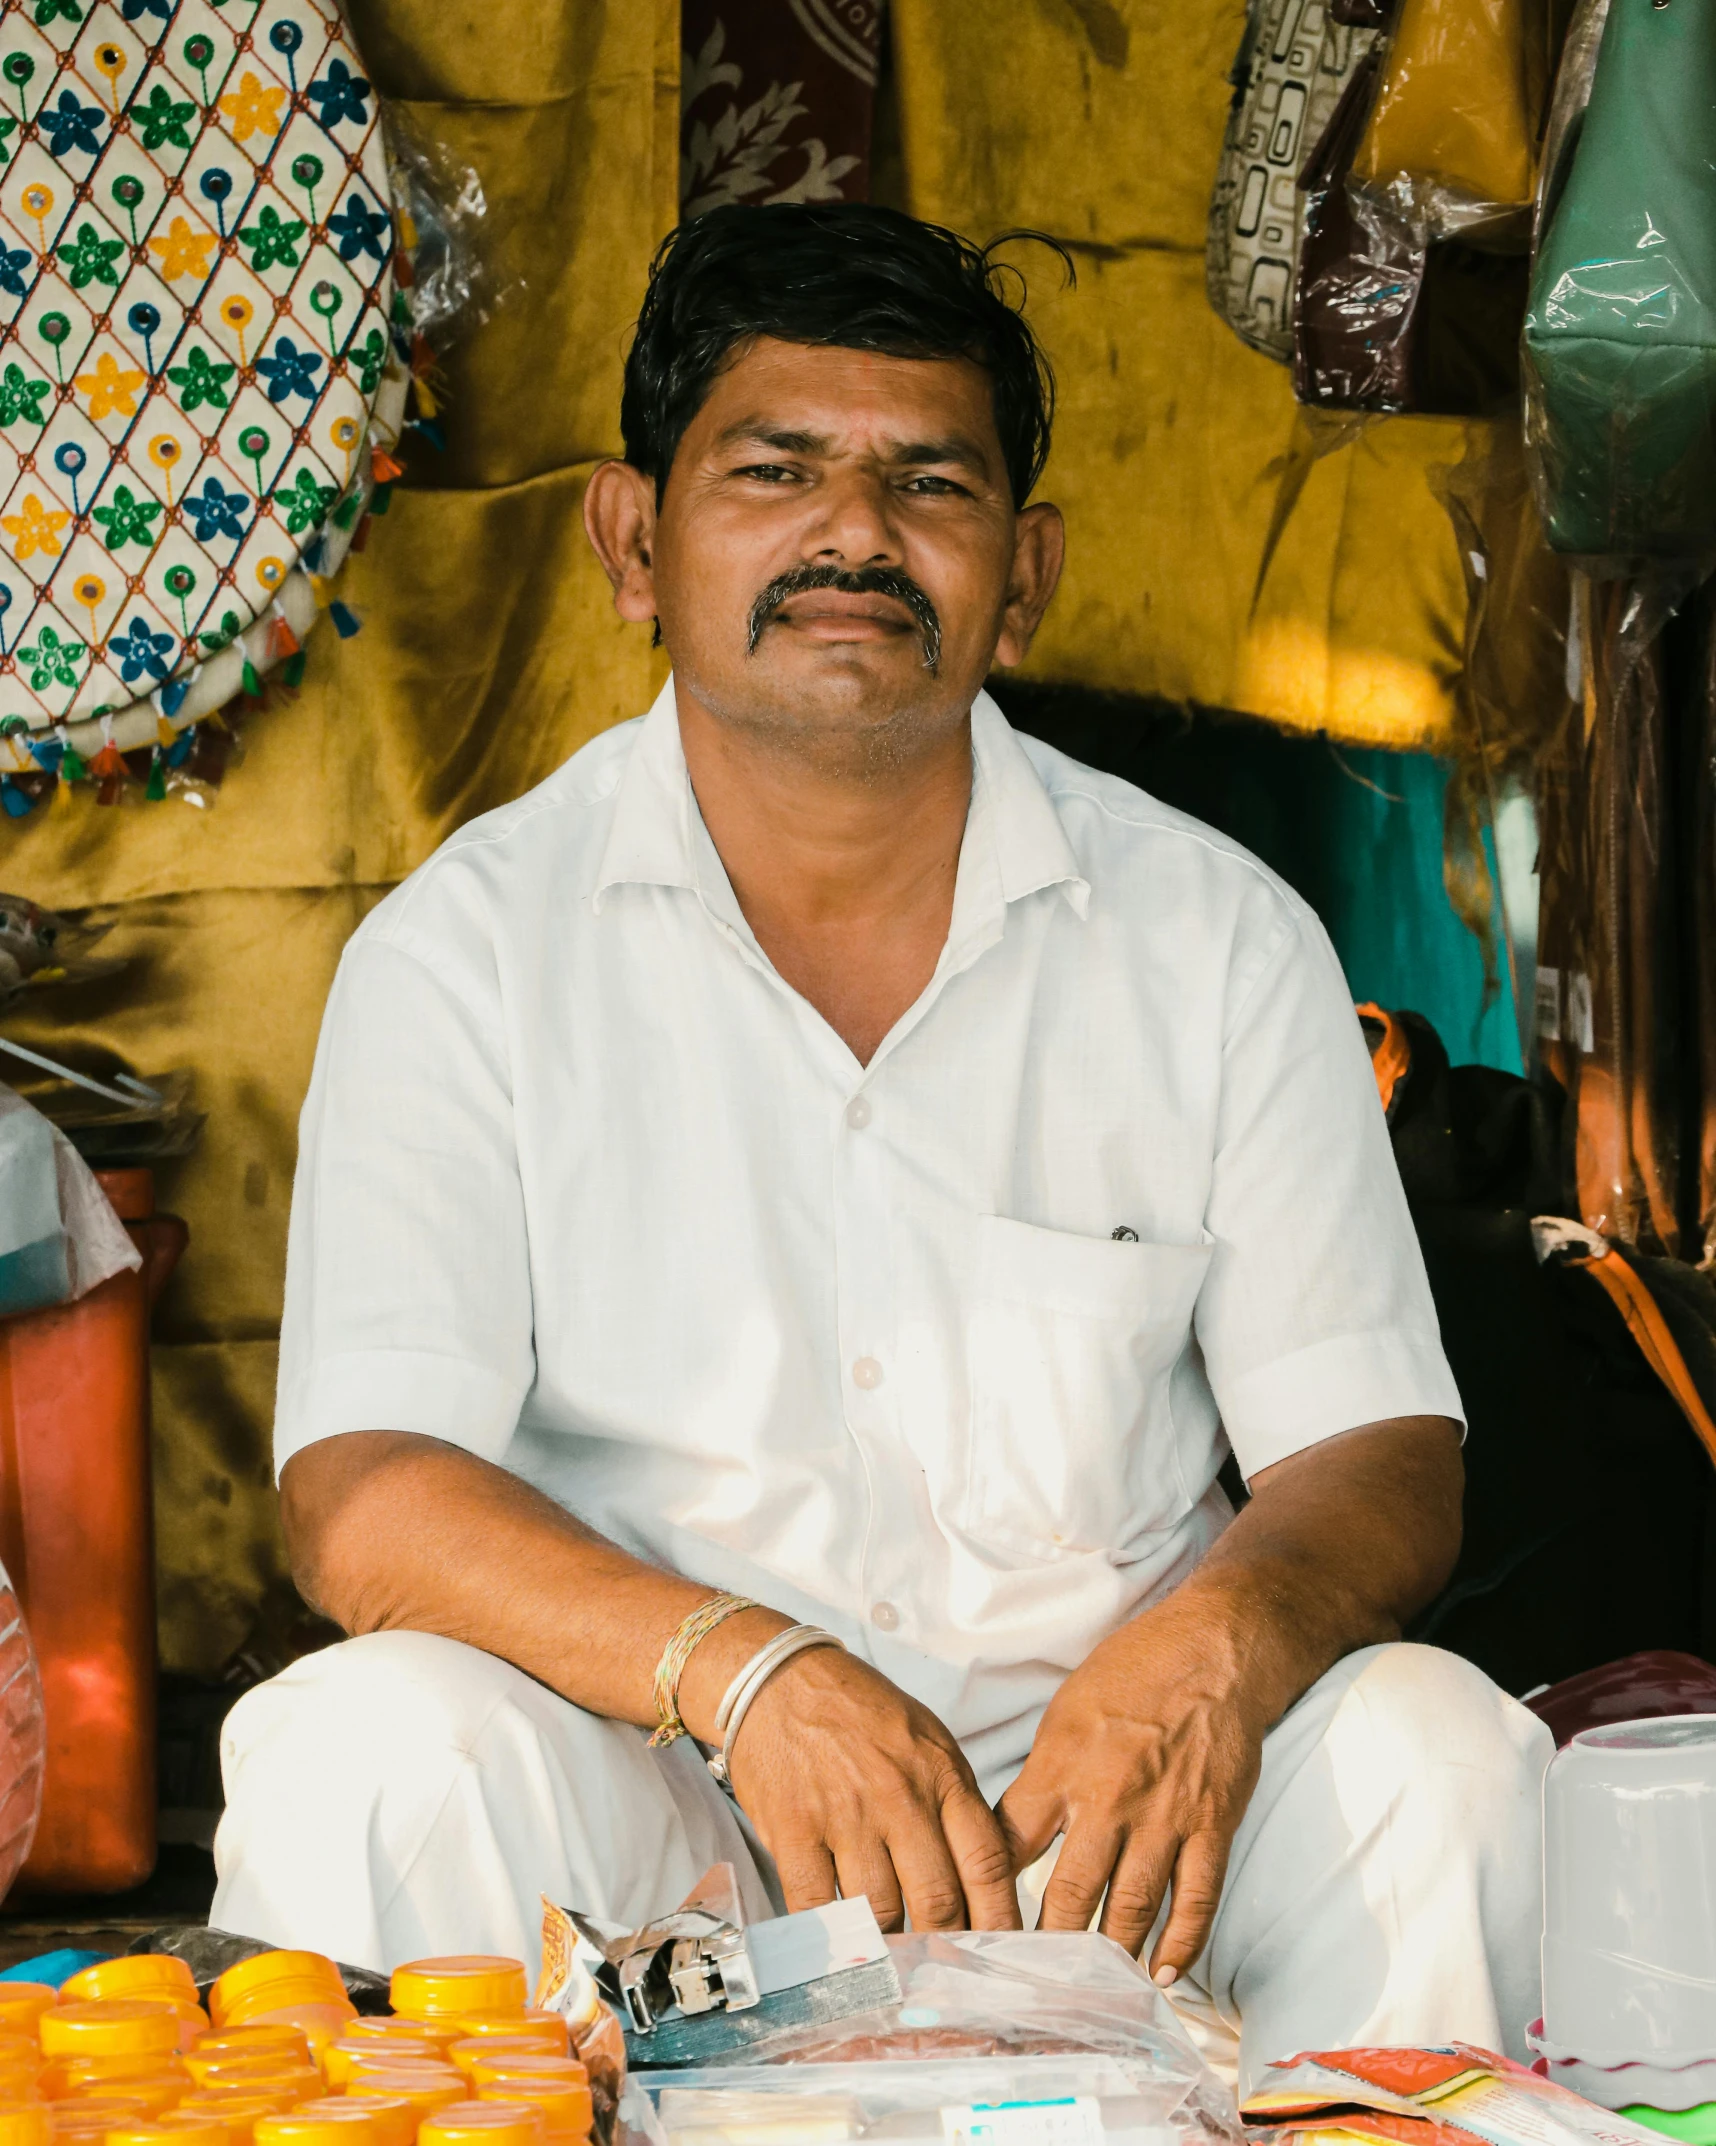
[694,337,1001,461]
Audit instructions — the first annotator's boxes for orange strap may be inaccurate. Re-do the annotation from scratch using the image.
[1570,1252,1716,1470]
[1356,1002,1412,1118]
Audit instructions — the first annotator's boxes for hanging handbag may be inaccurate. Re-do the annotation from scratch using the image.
[1206,0,1388,360]
[1522,0,1716,556]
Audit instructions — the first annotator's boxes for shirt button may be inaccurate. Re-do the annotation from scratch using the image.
[871,1601,900,1632]
[852,1356,883,1390]
[845,1095,872,1129]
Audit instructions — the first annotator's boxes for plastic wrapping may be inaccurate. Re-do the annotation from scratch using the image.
[1204,0,1387,361]
[1291,50,1528,412]
[1522,0,1716,558]
[383,111,507,357]
[627,1933,1239,2146]
[0,1086,141,1317]
[1350,0,1571,247]
[0,1560,45,1903]
[1533,571,1716,1258]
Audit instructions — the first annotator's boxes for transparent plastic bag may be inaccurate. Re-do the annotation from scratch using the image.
[0,1561,46,1901]
[625,1933,1239,2146]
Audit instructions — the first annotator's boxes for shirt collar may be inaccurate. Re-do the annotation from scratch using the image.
[592,677,1090,925]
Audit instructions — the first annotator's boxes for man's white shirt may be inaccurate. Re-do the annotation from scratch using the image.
[276,683,1461,1796]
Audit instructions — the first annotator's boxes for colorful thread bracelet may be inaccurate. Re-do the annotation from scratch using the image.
[648,1592,760,1748]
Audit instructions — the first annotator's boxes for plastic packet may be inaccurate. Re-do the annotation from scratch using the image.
[0,1085,141,1317]
[536,1896,629,2144]
[0,896,124,1007]
[383,111,511,355]
[628,2054,1219,2145]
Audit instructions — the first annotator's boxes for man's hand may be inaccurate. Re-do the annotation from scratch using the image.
[997,1416,1464,1983]
[996,1583,1264,1980]
[726,1644,1022,1936]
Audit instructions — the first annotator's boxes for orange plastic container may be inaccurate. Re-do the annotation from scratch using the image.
[389,1964,525,2022]
[0,1168,186,1895]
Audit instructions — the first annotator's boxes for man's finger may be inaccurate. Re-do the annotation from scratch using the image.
[1036,1819,1124,1932]
[993,1775,1060,1877]
[831,1830,907,1933]
[883,1796,972,1932]
[1147,1828,1231,1986]
[941,1783,1024,1931]
[772,1837,839,1915]
[1096,1824,1178,1959]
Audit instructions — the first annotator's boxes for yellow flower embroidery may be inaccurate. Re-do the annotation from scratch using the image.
[74,350,146,421]
[217,70,284,143]
[147,214,217,283]
[1,491,70,561]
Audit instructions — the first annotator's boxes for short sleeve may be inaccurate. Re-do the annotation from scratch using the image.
[273,913,534,1479]
[1195,896,1463,1481]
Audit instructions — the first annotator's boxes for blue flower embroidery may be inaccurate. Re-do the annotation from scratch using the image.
[254,336,322,405]
[114,615,174,684]
[42,90,104,160]
[306,57,369,130]
[184,476,249,544]
[327,192,389,264]
[0,246,30,300]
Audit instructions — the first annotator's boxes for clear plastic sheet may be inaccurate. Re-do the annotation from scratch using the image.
[383,110,511,355]
[1533,569,1716,1257]
[1350,0,1572,247]
[625,1933,1239,2146]
[1522,0,1716,558]
[0,1564,44,1904]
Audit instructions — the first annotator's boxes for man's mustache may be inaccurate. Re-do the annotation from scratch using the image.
[745,565,942,674]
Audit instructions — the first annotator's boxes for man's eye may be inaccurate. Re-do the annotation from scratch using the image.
[735,463,798,483]
[903,474,965,496]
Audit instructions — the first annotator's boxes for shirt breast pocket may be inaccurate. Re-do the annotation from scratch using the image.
[963,1215,1212,1561]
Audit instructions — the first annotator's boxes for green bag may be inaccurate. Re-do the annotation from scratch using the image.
[1522,0,1716,556]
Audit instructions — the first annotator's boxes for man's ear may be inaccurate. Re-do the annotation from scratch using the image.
[993,501,1066,669]
[583,461,660,626]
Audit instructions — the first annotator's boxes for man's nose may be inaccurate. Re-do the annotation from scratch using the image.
[803,465,901,567]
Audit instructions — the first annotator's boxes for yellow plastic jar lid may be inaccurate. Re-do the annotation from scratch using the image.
[189,2035,307,2062]
[320,2044,442,2093]
[389,1963,526,2021]
[447,2019,565,2056]
[420,2104,545,2146]
[184,2056,308,2090]
[0,1993,57,2034]
[347,2072,465,2119]
[253,2109,381,2146]
[40,2006,182,2062]
[467,2058,585,2088]
[46,2103,153,2133]
[473,2081,591,2143]
[107,2128,213,2146]
[325,2104,410,2146]
[68,2076,187,2118]
[156,2120,235,2146]
[60,1964,199,2011]
[0,2106,50,2146]
[209,1961,345,2031]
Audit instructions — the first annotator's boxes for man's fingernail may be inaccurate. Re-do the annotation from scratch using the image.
[1152,1964,1178,1988]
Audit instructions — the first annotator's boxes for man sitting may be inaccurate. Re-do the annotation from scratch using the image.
[213,204,1550,2086]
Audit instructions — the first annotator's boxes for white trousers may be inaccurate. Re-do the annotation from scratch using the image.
[211,1633,1550,2095]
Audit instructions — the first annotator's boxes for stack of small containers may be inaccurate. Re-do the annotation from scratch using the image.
[0,1949,593,2146]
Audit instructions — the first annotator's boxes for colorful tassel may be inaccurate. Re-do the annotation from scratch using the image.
[145,753,167,802]
[0,776,31,818]
[282,651,307,689]
[240,657,261,698]
[162,680,190,717]
[371,446,404,484]
[369,482,393,517]
[59,743,87,783]
[328,602,361,639]
[350,514,371,554]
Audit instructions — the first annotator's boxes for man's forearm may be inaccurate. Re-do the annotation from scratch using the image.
[1160,1414,1464,1737]
[281,1431,793,1739]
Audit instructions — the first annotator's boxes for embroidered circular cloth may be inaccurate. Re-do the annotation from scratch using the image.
[0,0,403,743]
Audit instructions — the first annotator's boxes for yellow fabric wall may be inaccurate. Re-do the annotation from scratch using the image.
[0,0,1489,1675]
[889,0,1478,750]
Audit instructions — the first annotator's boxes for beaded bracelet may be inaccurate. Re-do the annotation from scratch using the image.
[647,1592,760,1748]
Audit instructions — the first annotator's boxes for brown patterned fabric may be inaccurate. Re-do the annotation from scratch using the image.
[680,0,885,216]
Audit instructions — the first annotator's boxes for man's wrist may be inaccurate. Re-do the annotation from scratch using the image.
[674,1603,797,1744]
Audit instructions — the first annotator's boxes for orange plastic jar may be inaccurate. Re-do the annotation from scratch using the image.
[446,2019,567,2066]
[469,2064,590,2146]
[320,2043,442,2094]
[176,2094,302,2144]
[183,2056,309,2093]
[0,1995,55,2041]
[252,2111,381,2146]
[388,1964,525,2022]
[189,2035,310,2068]
[347,2071,465,2124]
[0,2106,49,2146]
[39,2005,180,2067]
[207,1964,352,2061]
[155,2120,235,2146]
[66,2073,185,2117]
[57,1968,204,2056]
[45,2099,153,2136]
[420,2106,544,2146]
[324,2105,411,2146]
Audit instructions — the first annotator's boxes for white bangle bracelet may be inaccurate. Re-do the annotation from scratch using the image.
[707,1624,844,1788]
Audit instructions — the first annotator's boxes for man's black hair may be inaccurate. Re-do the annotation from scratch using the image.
[620,202,1068,508]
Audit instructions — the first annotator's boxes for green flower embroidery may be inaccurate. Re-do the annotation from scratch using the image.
[273,466,336,535]
[0,115,17,167]
[18,625,84,693]
[167,345,235,414]
[199,608,241,653]
[355,327,385,397]
[0,363,49,429]
[91,482,163,551]
[135,84,195,153]
[237,203,305,274]
[55,221,123,291]
[32,0,81,23]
